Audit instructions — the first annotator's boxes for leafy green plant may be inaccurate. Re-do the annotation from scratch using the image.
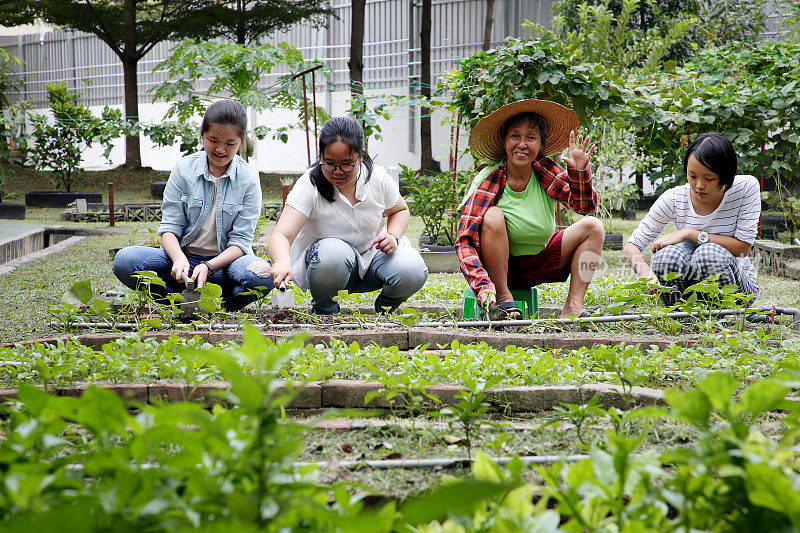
[629,39,800,191]
[441,32,631,137]
[540,431,667,531]
[151,41,328,147]
[0,101,33,171]
[142,120,199,157]
[0,164,12,203]
[365,368,441,425]
[402,166,471,246]
[596,178,640,220]
[0,326,406,530]
[534,0,695,77]
[0,48,21,109]
[436,377,501,461]
[48,280,94,333]
[762,184,800,239]
[544,395,606,448]
[662,372,800,530]
[29,82,130,191]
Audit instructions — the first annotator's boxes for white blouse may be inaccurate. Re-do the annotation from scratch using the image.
[286,163,402,289]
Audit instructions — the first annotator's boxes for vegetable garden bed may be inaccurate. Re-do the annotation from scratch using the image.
[1,326,799,529]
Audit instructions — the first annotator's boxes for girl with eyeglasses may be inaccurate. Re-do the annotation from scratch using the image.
[268,116,428,314]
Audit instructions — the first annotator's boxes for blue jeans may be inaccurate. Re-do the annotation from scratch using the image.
[112,246,274,311]
[304,238,428,314]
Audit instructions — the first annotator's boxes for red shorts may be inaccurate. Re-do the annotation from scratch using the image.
[507,229,570,288]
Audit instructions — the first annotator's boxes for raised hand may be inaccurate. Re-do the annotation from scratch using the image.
[563,130,596,171]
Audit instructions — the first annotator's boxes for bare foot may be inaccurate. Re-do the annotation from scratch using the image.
[558,305,585,319]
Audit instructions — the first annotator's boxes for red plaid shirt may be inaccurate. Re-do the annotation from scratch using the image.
[455,157,598,299]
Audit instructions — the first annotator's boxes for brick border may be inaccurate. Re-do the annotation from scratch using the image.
[1,329,701,352]
[0,379,667,412]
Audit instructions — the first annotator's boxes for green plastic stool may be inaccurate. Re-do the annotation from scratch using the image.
[462,286,538,319]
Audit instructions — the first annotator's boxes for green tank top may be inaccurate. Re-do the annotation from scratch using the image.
[496,176,556,256]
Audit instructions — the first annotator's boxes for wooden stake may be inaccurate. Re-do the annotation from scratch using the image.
[108,182,115,227]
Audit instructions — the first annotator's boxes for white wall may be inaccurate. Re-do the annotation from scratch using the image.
[55,88,469,174]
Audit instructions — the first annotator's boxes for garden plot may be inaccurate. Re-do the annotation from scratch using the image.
[1,326,799,530]
[41,269,800,345]
[2,239,800,528]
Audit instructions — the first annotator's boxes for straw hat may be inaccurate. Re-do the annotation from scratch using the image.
[468,99,580,162]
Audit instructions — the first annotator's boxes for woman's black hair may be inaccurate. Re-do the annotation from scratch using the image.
[498,112,549,149]
[684,132,737,190]
[200,100,247,142]
[310,116,373,203]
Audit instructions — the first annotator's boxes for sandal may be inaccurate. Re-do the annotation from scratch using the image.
[560,309,593,319]
[486,301,523,321]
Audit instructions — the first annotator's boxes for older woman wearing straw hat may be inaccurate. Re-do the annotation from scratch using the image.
[455,99,604,319]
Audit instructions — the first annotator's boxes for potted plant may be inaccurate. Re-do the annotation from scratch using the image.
[593,158,641,249]
[25,83,128,208]
[761,186,800,242]
[401,165,471,273]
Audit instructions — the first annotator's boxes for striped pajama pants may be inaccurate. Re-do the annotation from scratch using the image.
[651,241,759,303]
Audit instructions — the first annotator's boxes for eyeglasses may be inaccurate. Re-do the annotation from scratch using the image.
[320,161,357,173]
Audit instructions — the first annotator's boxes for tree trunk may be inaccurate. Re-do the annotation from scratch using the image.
[482,0,495,51]
[419,0,440,173]
[122,0,141,168]
[349,0,366,133]
[237,0,246,44]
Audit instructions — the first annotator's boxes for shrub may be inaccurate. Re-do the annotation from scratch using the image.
[629,39,800,191]
[29,83,130,191]
[401,165,471,246]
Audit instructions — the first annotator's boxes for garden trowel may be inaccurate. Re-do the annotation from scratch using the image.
[272,281,295,309]
[179,271,201,318]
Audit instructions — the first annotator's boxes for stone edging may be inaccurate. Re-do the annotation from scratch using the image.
[0,329,700,352]
[0,380,666,412]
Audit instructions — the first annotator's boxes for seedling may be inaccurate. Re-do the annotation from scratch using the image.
[435,377,501,462]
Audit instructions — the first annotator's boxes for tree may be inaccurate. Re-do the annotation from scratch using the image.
[1,1,207,167]
[1,0,332,167]
[419,0,441,172]
[187,0,331,45]
[482,0,495,51]
[349,0,366,132]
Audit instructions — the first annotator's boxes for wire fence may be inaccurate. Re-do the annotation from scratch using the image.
[0,0,552,109]
[1,0,794,112]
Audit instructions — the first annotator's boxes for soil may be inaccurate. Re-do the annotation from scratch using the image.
[74,298,797,344]
[292,411,785,498]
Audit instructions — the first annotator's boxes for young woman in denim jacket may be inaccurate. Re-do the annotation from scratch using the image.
[113,100,273,310]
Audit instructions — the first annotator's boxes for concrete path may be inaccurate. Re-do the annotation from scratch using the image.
[0,235,87,275]
[0,221,43,242]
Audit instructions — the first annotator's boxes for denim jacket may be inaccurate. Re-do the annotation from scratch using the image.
[158,151,262,256]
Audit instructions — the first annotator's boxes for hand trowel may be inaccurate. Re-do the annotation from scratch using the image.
[272,281,295,308]
[179,271,201,318]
